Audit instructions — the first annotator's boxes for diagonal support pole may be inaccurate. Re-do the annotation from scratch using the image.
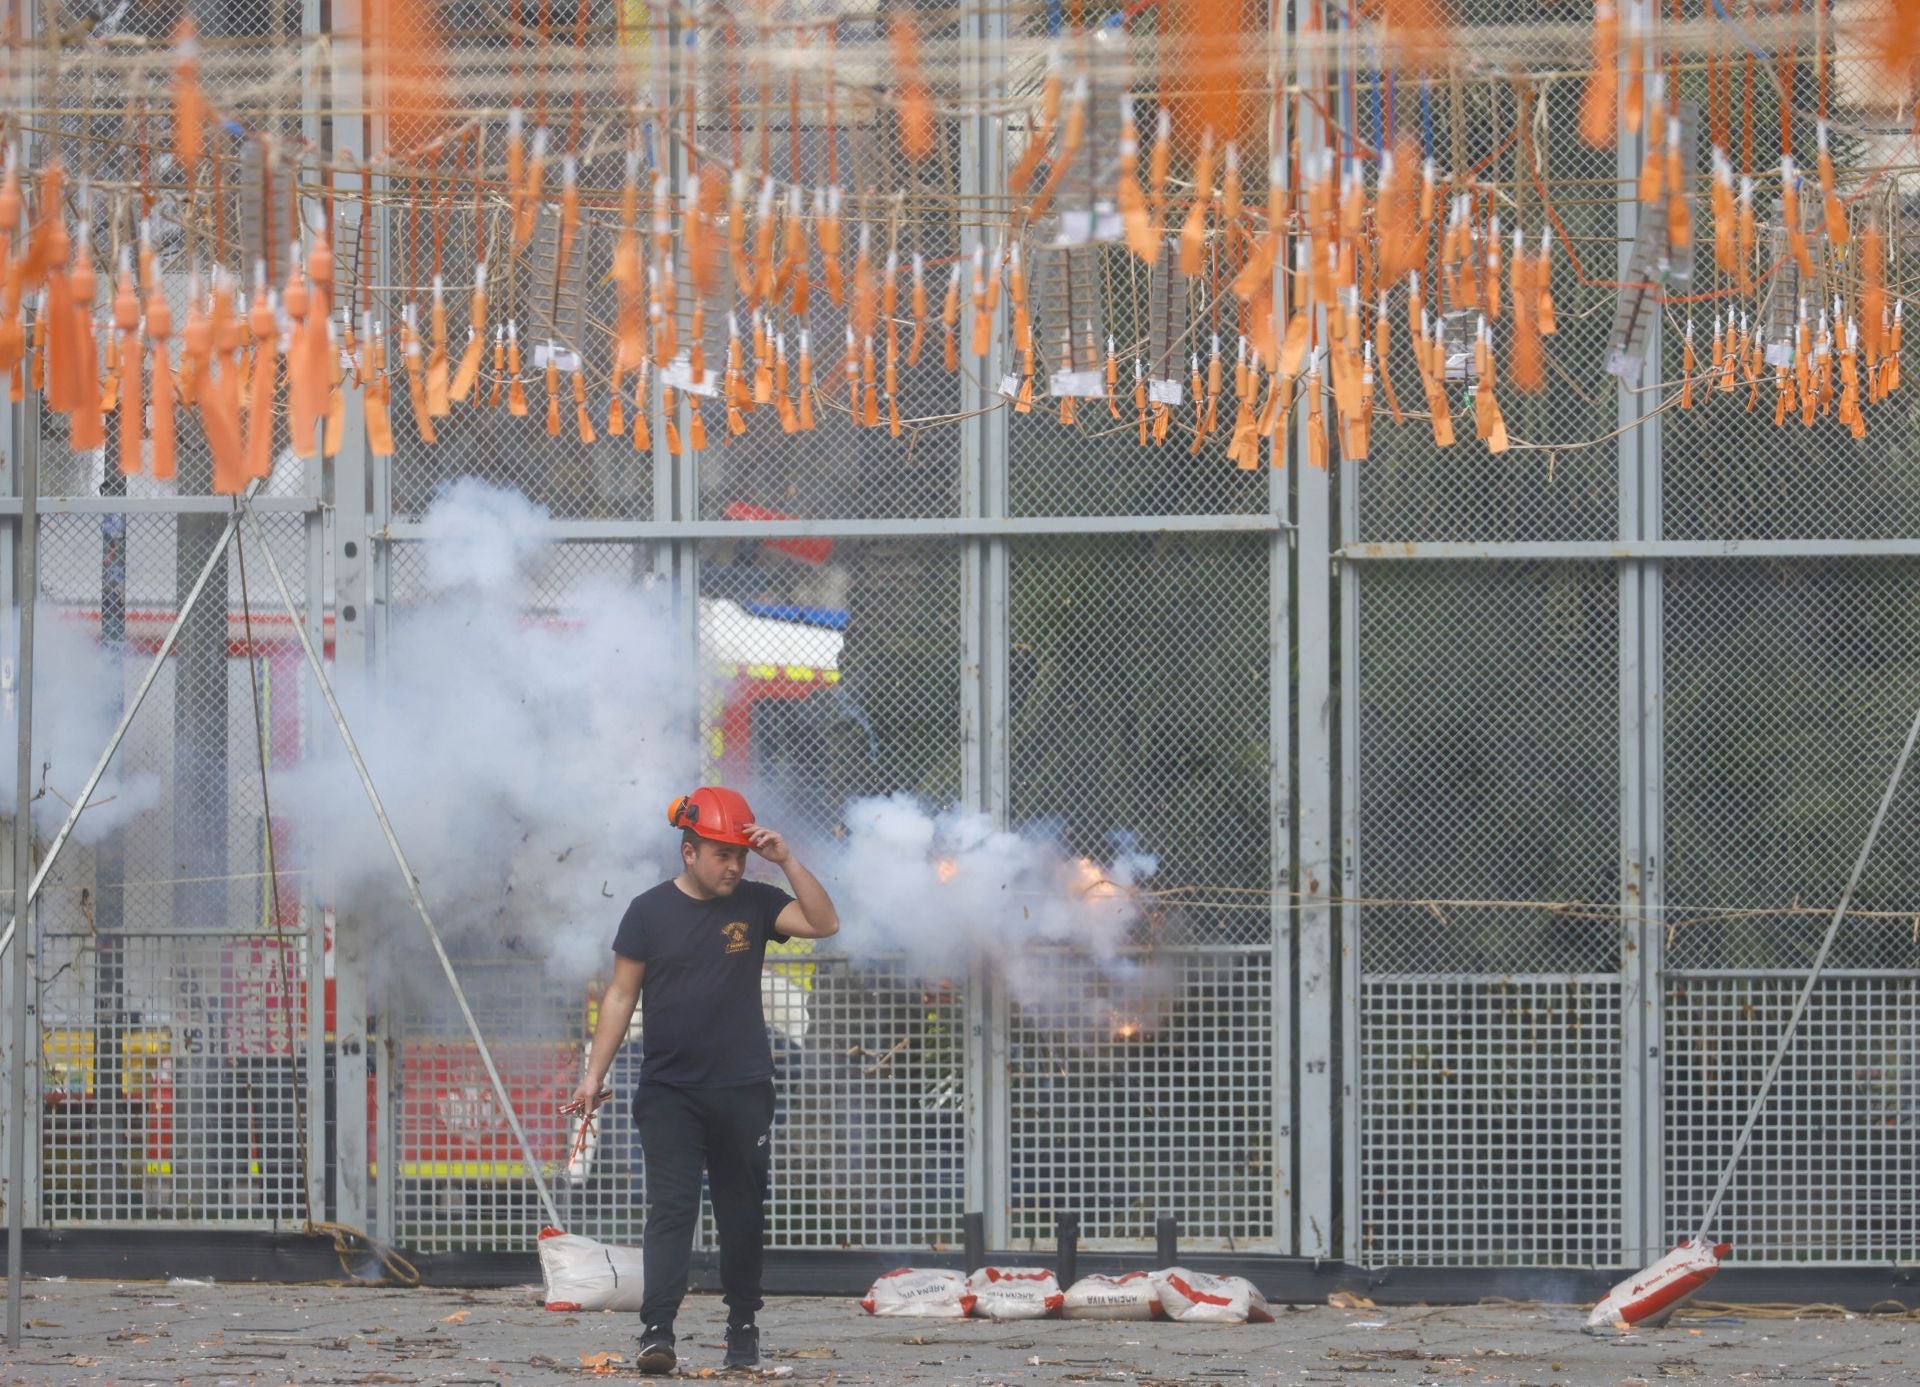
[0,499,248,965]
[237,497,562,1227]
[6,358,40,1348]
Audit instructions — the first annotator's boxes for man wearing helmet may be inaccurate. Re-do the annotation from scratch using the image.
[565,787,839,1374]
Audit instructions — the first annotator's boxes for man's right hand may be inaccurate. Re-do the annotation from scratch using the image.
[562,1081,611,1117]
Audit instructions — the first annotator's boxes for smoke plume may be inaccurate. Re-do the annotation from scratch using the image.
[0,605,166,843]
[287,478,696,988]
[14,478,1165,1014]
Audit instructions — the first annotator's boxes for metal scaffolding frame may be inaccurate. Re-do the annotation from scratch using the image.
[6,3,1920,1332]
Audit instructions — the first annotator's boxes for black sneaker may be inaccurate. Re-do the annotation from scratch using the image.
[723,1322,759,1370]
[636,1324,677,1375]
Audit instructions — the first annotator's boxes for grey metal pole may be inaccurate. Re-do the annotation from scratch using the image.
[1265,0,1295,1257]
[1294,7,1338,1263]
[7,377,40,1348]
[237,499,563,1227]
[0,504,244,964]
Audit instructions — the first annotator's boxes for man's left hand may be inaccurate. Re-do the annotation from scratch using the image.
[744,823,792,865]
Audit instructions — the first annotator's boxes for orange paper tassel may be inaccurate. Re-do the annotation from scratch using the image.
[147,289,176,479]
[507,323,528,416]
[544,345,562,436]
[573,366,595,443]
[426,277,451,417]
[1817,124,1849,246]
[892,15,934,161]
[243,276,277,480]
[173,20,207,181]
[66,230,105,453]
[1177,130,1216,278]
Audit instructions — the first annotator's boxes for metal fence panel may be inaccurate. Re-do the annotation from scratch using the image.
[1661,358,1920,545]
[27,509,322,1230]
[39,932,312,1227]
[1005,946,1277,1252]
[1659,559,1920,1262]
[1358,975,1623,1267]
[697,537,970,1252]
[1663,975,1920,1265]
[1662,561,1920,975]
[1356,562,1620,977]
[1353,68,1619,547]
[999,534,1275,1253]
[378,536,648,1252]
[1354,561,1623,1267]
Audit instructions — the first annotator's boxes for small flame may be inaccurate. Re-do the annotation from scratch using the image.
[935,857,958,884]
[1072,855,1122,902]
[1113,1022,1140,1041]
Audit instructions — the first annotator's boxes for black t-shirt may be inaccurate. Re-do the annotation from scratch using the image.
[611,877,794,1087]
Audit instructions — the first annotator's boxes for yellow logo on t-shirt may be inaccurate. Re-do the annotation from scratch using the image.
[722,921,751,954]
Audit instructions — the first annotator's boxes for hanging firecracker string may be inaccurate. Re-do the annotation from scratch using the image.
[5,3,1919,486]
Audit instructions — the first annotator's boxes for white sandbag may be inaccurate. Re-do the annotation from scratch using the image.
[860,1267,975,1317]
[537,1227,646,1313]
[966,1266,1063,1319]
[1061,1271,1162,1321]
[1150,1267,1273,1325]
[1587,1238,1730,1330]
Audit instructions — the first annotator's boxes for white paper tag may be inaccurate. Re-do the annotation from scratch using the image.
[998,373,1020,399]
[1052,366,1113,393]
[1147,378,1184,407]
[1763,340,1794,368]
[533,343,582,373]
[1604,346,1644,383]
[1049,368,1107,398]
[1055,206,1124,246]
[662,353,720,397]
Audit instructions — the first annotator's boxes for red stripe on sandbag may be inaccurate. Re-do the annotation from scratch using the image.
[1165,1273,1234,1308]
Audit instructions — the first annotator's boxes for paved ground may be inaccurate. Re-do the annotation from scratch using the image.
[2,1280,1915,1386]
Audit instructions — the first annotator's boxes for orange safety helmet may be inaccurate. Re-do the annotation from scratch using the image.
[667,786,757,847]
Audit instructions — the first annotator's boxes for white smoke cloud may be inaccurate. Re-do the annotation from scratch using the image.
[294,481,1163,997]
[831,792,1161,1008]
[834,793,1152,958]
[286,478,698,989]
[9,478,1167,1021]
[0,605,165,843]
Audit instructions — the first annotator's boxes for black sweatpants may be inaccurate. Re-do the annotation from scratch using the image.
[632,1079,775,1329]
